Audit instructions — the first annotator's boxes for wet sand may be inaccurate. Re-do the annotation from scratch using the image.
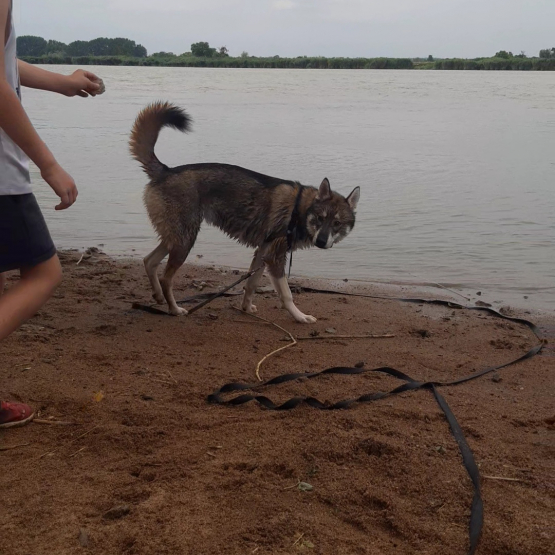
[1,250,553,554]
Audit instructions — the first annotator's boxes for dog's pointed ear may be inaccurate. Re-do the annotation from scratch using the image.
[317,178,332,200]
[346,186,360,211]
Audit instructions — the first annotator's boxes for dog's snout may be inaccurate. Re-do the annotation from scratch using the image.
[316,234,328,249]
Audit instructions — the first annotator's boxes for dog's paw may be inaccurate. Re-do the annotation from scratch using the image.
[242,303,258,314]
[152,293,165,304]
[295,313,317,324]
[170,307,189,317]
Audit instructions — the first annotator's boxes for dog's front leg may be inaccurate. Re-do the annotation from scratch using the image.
[265,249,316,323]
[268,274,317,324]
[241,248,266,314]
[264,241,316,323]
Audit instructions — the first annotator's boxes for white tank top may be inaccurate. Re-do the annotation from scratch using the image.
[0,4,32,195]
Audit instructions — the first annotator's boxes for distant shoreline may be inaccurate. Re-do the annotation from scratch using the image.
[21,55,555,71]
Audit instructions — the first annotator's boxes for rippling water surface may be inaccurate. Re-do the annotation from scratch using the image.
[26,66,555,311]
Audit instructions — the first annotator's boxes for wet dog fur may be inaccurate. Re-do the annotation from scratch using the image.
[129,101,360,323]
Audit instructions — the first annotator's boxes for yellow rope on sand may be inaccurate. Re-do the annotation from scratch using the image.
[232,307,297,381]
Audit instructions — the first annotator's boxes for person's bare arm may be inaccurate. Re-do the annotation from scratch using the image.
[0,0,77,209]
[18,60,102,97]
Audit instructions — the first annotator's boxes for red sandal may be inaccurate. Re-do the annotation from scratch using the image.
[0,401,35,429]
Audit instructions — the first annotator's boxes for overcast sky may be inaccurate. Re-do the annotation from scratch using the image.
[14,0,555,59]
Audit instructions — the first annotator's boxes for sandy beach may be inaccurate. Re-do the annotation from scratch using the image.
[1,249,553,555]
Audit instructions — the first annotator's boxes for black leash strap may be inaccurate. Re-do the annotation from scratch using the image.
[432,385,483,555]
[286,186,304,278]
[131,269,255,316]
[184,266,261,316]
[295,286,542,336]
[207,294,544,555]
[132,276,544,552]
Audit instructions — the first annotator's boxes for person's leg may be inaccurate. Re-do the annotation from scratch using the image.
[0,255,61,427]
[0,192,61,427]
[0,255,62,341]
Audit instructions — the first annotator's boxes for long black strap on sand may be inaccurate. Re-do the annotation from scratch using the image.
[130,271,546,554]
[206,291,545,555]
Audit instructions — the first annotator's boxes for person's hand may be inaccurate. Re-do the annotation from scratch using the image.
[62,69,104,98]
[40,162,78,210]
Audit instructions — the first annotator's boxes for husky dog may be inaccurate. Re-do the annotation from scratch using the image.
[130,102,360,323]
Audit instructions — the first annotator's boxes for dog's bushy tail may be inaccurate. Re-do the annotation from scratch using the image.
[129,101,191,180]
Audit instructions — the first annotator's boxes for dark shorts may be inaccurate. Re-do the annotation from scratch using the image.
[0,193,56,273]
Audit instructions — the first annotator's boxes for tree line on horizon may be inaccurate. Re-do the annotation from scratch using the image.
[15,36,555,71]
[17,35,147,58]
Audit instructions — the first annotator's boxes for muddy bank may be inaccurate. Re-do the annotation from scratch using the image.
[1,250,553,554]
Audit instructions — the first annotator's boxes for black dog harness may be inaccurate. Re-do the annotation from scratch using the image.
[286,185,304,276]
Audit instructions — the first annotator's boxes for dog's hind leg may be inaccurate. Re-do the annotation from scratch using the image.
[161,239,197,316]
[144,243,169,304]
[266,255,317,324]
[241,248,266,314]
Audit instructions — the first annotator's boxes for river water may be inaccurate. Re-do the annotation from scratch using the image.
[25,66,555,312]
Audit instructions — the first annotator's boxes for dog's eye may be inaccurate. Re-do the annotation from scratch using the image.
[315,215,323,225]
[333,220,342,229]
